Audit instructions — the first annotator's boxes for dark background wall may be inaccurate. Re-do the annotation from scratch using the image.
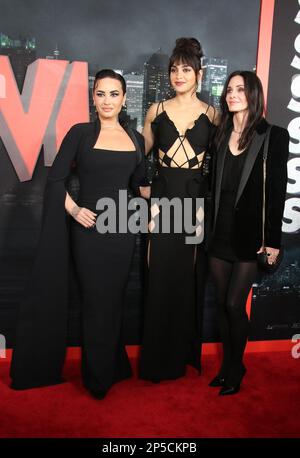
[249,0,300,340]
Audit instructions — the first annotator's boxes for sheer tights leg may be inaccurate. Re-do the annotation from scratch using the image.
[209,256,257,385]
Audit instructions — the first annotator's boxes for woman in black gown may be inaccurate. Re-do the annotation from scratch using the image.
[208,71,289,395]
[139,38,216,382]
[10,69,147,399]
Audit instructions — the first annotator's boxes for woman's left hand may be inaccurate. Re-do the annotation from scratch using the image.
[257,246,279,264]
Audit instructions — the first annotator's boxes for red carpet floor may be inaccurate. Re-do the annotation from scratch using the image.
[0,351,299,438]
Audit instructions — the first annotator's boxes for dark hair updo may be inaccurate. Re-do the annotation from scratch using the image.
[93,68,126,94]
[168,37,203,76]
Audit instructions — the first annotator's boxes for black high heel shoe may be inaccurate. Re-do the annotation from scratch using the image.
[219,383,241,395]
[208,375,225,387]
[219,367,246,396]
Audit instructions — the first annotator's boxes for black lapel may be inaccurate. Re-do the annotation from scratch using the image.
[123,125,140,152]
[91,118,101,147]
[92,119,141,159]
[234,130,266,206]
[213,130,231,228]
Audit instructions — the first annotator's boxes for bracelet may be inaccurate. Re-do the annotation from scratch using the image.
[70,205,81,218]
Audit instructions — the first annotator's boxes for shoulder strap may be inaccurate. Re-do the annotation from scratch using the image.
[205,104,216,123]
[211,106,216,123]
[261,125,272,247]
[156,101,164,117]
[263,125,272,161]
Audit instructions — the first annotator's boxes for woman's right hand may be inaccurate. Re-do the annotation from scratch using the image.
[70,205,97,228]
[139,186,151,199]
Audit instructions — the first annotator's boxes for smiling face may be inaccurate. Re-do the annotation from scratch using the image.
[225,75,248,114]
[93,77,126,121]
[169,61,201,94]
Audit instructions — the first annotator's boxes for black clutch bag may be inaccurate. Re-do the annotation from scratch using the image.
[257,126,284,274]
[257,246,284,274]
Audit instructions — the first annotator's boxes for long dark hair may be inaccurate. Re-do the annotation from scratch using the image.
[93,69,126,94]
[168,37,203,78]
[215,70,265,151]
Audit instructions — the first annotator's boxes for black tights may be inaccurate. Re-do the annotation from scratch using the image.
[209,256,258,385]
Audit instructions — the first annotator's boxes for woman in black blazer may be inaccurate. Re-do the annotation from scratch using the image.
[208,71,289,395]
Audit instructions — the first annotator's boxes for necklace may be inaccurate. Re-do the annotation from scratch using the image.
[101,124,121,130]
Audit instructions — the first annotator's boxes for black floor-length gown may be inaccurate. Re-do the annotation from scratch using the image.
[10,120,146,392]
[139,103,214,381]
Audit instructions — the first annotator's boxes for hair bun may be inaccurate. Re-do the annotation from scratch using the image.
[174,37,203,59]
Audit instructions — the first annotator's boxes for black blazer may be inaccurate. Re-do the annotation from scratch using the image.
[209,118,289,260]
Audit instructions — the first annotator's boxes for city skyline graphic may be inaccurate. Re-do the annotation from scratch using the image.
[1,31,229,132]
[1,0,260,131]
[0,0,260,71]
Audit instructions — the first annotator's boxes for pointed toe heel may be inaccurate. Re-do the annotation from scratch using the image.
[219,366,246,395]
[209,375,225,387]
[219,384,240,396]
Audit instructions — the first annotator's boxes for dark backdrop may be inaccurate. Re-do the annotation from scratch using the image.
[3,1,298,347]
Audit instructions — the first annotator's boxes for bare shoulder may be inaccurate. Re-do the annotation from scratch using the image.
[146,102,163,123]
[162,98,173,108]
[198,101,218,124]
[211,107,221,126]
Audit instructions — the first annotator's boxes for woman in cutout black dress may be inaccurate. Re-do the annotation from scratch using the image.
[10,69,147,399]
[139,38,216,382]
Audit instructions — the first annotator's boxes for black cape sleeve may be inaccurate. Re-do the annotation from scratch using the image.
[10,125,82,390]
[128,129,149,195]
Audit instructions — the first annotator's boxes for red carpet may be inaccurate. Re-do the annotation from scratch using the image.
[0,350,299,438]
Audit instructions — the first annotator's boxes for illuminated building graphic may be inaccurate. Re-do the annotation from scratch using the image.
[0,32,36,91]
[142,49,173,122]
[201,57,228,109]
[124,72,143,131]
[46,44,60,60]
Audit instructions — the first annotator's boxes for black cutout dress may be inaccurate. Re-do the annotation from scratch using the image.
[139,103,214,381]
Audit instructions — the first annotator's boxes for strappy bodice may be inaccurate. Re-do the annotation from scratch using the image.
[151,101,213,169]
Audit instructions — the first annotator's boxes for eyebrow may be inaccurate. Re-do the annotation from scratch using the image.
[95,89,120,93]
[227,84,244,89]
[171,64,192,68]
